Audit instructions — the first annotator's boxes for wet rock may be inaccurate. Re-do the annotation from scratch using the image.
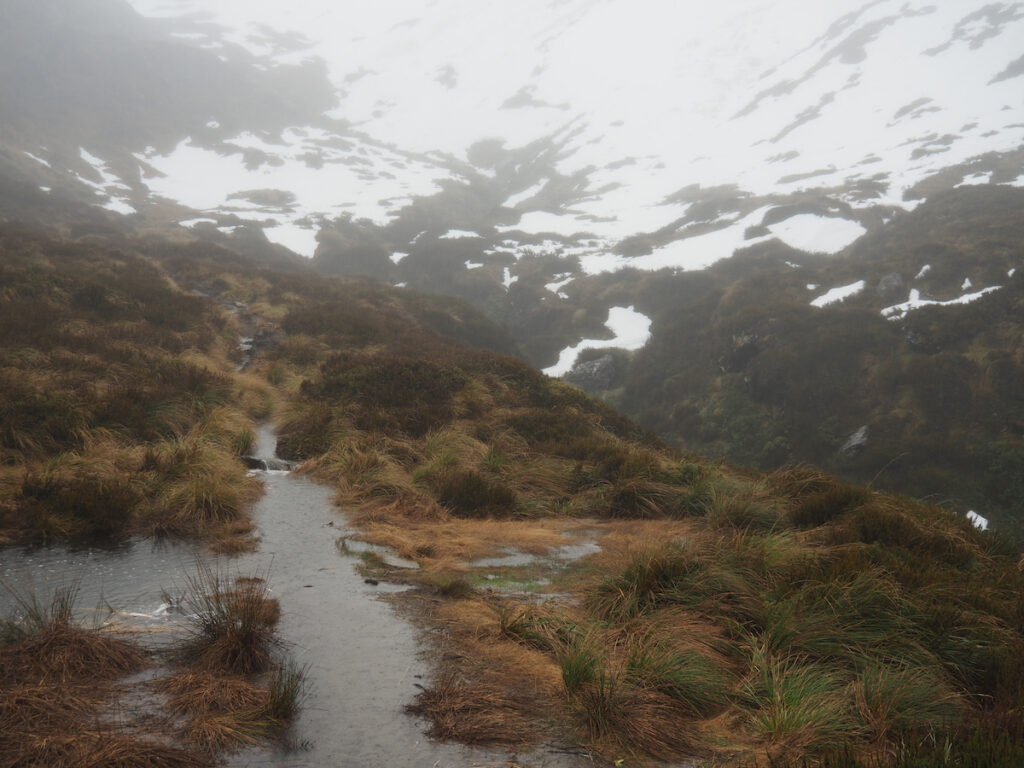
[876,272,904,298]
[364,578,379,586]
[840,425,869,455]
[241,456,297,471]
[565,353,619,392]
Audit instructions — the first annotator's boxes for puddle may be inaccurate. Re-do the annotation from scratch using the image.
[468,538,602,569]
[336,535,420,570]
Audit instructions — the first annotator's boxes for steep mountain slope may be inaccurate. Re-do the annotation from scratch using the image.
[582,186,1024,535]
[2,0,1023,537]
[2,201,1024,764]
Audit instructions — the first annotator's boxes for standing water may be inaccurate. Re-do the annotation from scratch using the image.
[0,426,517,767]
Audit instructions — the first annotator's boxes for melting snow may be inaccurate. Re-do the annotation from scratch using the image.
[24,151,50,168]
[881,286,1003,320]
[502,266,518,290]
[118,0,1024,266]
[440,229,483,239]
[810,280,866,308]
[264,224,319,256]
[956,172,992,187]
[504,180,547,208]
[545,274,575,296]
[544,306,652,377]
[77,148,137,214]
[769,215,865,254]
[966,511,988,531]
[137,133,443,256]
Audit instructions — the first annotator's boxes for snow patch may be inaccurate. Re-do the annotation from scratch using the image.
[24,151,50,168]
[440,229,482,239]
[390,251,408,264]
[179,218,218,227]
[465,260,484,269]
[502,266,518,290]
[504,180,546,208]
[881,286,1003,320]
[137,132,443,253]
[544,273,575,296]
[264,223,319,257]
[769,215,865,254]
[914,264,932,280]
[811,280,866,308]
[544,306,652,377]
[962,277,973,290]
[956,172,992,187]
[966,511,988,531]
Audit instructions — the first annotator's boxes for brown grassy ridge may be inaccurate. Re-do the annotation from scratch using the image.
[250,279,1024,765]
[0,227,274,549]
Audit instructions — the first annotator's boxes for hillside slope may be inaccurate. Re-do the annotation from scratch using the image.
[584,186,1024,535]
[2,221,1024,764]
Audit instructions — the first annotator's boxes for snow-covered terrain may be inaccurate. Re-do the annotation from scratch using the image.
[544,306,653,377]
[117,0,1023,264]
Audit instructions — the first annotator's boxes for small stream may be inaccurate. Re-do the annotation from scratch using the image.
[0,426,519,767]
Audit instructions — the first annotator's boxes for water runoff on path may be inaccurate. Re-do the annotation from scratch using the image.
[0,425,517,767]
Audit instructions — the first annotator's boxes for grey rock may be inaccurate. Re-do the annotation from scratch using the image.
[840,425,869,455]
[876,272,904,297]
[565,353,619,392]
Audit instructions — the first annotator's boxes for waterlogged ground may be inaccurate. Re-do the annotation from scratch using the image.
[0,428,597,767]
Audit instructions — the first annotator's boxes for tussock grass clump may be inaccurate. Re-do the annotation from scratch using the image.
[156,671,267,717]
[0,581,215,768]
[431,467,518,518]
[498,606,580,654]
[626,640,733,717]
[558,632,604,694]
[265,662,309,722]
[571,671,700,760]
[588,543,697,622]
[1,731,213,768]
[0,583,144,684]
[179,566,280,674]
[851,662,965,742]
[406,674,535,745]
[741,654,858,752]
